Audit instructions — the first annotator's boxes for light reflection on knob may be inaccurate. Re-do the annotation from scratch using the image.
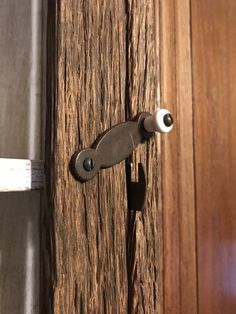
[143,109,173,133]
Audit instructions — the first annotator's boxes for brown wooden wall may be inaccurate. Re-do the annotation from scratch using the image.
[162,0,236,313]
[45,1,162,313]
[45,0,236,313]
[192,1,236,313]
[160,0,197,312]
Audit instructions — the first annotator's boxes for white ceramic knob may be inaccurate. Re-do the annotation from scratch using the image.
[143,109,173,133]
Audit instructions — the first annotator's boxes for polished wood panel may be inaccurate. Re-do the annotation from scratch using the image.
[44,1,161,313]
[160,0,197,313]
[192,1,236,313]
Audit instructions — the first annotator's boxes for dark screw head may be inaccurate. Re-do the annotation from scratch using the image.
[83,158,95,172]
[163,113,173,127]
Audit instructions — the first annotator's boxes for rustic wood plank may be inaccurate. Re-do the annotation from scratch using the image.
[125,1,162,313]
[191,1,236,313]
[160,0,197,313]
[45,1,127,310]
[44,0,162,313]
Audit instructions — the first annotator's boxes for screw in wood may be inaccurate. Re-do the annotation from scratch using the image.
[83,158,95,172]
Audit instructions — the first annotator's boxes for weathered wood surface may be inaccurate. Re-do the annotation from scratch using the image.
[45,0,161,313]
[45,1,236,313]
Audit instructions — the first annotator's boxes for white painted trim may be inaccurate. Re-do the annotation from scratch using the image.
[0,159,44,192]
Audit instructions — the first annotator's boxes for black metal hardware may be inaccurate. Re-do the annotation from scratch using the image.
[70,112,152,182]
[70,110,173,212]
[163,113,173,127]
[126,158,146,211]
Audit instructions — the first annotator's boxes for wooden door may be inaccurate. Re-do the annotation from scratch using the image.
[192,1,236,313]
[44,1,236,313]
[44,1,162,313]
[162,0,236,313]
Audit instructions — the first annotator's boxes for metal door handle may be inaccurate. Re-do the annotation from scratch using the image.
[70,109,173,182]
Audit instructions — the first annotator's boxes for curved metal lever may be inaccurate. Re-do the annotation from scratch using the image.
[70,109,173,182]
[70,112,152,182]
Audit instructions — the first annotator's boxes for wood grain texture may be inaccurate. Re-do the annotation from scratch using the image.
[125,1,161,313]
[191,1,236,313]
[44,1,161,313]
[160,0,197,313]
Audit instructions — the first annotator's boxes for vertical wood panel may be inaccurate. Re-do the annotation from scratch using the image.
[45,2,128,312]
[160,0,197,313]
[160,0,180,312]
[175,1,197,313]
[125,1,161,312]
[45,0,162,313]
[192,1,236,313]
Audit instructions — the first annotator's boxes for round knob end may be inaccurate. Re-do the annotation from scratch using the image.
[143,109,173,133]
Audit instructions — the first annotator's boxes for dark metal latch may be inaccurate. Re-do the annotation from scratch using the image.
[70,109,173,211]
